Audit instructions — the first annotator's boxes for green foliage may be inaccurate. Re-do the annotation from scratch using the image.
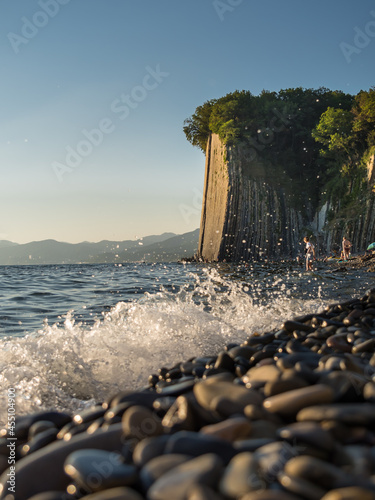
[183,86,374,216]
[312,107,354,158]
[183,99,216,152]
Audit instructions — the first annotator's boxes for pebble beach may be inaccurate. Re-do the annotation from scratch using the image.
[3,274,375,500]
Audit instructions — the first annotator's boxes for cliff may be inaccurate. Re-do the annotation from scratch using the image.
[197,137,375,262]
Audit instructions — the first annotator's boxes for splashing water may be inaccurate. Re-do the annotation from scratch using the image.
[0,263,372,424]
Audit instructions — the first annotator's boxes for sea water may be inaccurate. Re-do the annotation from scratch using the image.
[0,261,373,425]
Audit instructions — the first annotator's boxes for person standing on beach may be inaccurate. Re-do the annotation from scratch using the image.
[342,236,351,260]
[303,236,315,271]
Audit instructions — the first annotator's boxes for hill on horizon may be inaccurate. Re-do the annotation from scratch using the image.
[0,230,199,265]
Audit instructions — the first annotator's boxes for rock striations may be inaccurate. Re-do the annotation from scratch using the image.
[198,135,375,262]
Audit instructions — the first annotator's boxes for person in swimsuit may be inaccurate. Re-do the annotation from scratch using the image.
[342,236,351,261]
[303,236,315,271]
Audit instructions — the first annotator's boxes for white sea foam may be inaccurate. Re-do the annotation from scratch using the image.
[0,269,330,425]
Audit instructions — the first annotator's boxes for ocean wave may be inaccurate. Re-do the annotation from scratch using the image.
[0,267,333,425]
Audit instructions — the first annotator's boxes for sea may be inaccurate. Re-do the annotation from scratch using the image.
[0,261,374,426]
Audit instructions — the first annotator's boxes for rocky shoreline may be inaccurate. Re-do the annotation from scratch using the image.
[327,252,375,273]
[3,289,375,499]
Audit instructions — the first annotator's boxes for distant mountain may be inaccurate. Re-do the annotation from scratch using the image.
[0,231,199,265]
[0,240,19,249]
[90,229,200,263]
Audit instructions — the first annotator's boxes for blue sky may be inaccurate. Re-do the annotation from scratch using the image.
[0,0,374,243]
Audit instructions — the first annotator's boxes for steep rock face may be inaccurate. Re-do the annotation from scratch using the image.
[198,134,230,261]
[198,136,375,261]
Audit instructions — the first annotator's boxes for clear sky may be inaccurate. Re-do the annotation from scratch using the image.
[0,0,374,243]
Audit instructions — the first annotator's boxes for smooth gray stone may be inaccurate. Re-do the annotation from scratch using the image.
[64,449,138,492]
[277,422,335,452]
[164,431,236,464]
[0,423,125,500]
[320,487,375,500]
[187,484,226,500]
[194,378,263,416]
[132,435,170,467]
[297,403,375,425]
[21,428,58,456]
[254,442,298,481]
[228,346,256,360]
[82,487,144,500]
[122,405,163,440]
[244,365,281,384]
[105,390,159,410]
[263,377,308,397]
[27,493,73,500]
[240,491,302,500]
[200,416,252,441]
[248,420,278,440]
[276,352,320,370]
[219,452,264,498]
[0,456,8,476]
[162,396,200,432]
[156,378,196,397]
[73,406,106,425]
[320,371,367,402]
[214,351,236,372]
[344,445,373,477]
[284,455,357,489]
[148,453,224,500]
[28,421,57,440]
[278,472,328,500]
[140,454,192,490]
[15,412,71,439]
[363,382,375,402]
[263,384,334,416]
[234,438,274,453]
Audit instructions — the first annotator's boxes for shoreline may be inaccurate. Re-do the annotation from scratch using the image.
[2,287,375,499]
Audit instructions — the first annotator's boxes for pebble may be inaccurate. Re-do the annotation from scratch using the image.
[139,454,192,490]
[5,289,375,500]
[194,378,263,416]
[164,431,236,464]
[320,487,375,500]
[82,488,144,500]
[122,405,163,440]
[147,454,224,500]
[64,449,138,492]
[28,420,58,440]
[187,484,225,500]
[263,384,334,416]
[278,471,328,500]
[219,452,263,497]
[297,403,375,425]
[277,421,335,451]
[200,416,252,441]
[1,424,125,500]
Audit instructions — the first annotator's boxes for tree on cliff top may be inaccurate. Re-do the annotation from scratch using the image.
[183,87,354,154]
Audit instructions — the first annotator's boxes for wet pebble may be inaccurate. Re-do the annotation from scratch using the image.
[147,453,224,500]
[64,449,138,492]
[139,454,192,490]
[263,384,334,416]
[219,452,264,498]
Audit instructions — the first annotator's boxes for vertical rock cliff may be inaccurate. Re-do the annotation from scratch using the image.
[198,136,375,262]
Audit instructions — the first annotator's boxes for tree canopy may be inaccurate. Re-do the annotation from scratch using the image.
[184,86,375,210]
